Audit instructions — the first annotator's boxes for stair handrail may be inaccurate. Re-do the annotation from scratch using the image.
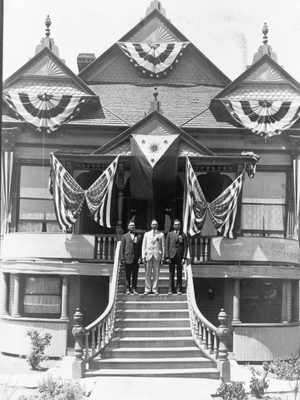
[185,257,219,361]
[83,240,121,363]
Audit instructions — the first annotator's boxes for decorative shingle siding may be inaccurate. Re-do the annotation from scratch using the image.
[227,84,300,100]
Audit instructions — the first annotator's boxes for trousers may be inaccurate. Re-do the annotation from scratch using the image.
[169,255,183,291]
[145,257,160,292]
[125,263,139,290]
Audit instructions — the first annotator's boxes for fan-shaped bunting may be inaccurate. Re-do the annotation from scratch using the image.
[222,99,300,138]
[118,42,189,78]
[3,92,90,133]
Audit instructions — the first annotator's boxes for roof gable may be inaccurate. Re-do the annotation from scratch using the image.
[214,55,300,100]
[94,111,215,156]
[3,47,96,96]
[79,10,230,87]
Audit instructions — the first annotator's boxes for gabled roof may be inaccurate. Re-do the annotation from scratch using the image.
[78,9,230,87]
[94,111,215,156]
[213,54,300,100]
[3,47,96,97]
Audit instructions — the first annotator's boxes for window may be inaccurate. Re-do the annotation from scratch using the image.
[23,276,61,317]
[242,172,286,236]
[18,165,61,233]
[241,279,282,323]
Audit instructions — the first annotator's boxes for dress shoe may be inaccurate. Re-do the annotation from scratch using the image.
[143,291,149,295]
[168,291,173,295]
[126,289,131,295]
[176,288,182,295]
[153,290,159,295]
[132,289,138,295]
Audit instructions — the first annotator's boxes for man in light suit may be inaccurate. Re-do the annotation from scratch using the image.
[120,221,142,295]
[166,219,188,295]
[142,219,165,295]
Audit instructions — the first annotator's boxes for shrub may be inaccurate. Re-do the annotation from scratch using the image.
[18,376,85,400]
[26,329,52,370]
[215,381,247,400]
[249,367,269,398]
[269,352,300,381]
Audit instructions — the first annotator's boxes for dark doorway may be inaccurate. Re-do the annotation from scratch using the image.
[80,276,109,327]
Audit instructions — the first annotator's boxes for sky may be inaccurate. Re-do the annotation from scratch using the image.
[3,0,300,82]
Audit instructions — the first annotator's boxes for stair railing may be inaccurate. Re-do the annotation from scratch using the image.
[185,258,220,362]
[83,240,121,364]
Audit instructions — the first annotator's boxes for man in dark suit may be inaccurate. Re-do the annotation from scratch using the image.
[166,219,188,295]
[120,221,142,295]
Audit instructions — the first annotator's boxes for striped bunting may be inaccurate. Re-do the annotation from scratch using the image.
[118,42,189,78]
[3,92,89,133]
[222,100,300,138]
[49,154,119,231]
[85,156,119,228]
[183,157,244,238]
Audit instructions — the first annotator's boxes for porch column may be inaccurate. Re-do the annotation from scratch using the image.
[281,280,288,323]
[0,272,9,315]
[12,274,21,318]
[60,276,69,320]
[286,280,292,323]
[232,279,241,324]
[116,161,124,239]
[298,280,300,322]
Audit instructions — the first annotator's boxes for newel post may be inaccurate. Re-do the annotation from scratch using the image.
[71,308,85,379]
[216,308,231,382]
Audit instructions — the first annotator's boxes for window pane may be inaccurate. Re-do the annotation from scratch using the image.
[24,295,61,314]
[241,279,282,323]
[19,199,56,220]
[25,277,60,294]
[20,165,52,199]
[242,204,285,231]
[243,172,286,201]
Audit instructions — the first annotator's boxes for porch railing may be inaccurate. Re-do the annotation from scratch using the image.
[189,236,211,262]
[83,240,121,363]
[94,234,118,261]
[186,258,219,361]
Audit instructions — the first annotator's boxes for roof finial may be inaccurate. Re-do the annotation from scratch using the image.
[45,15,51,37]
[147,87,163,114]
[262,22,268,44]
[251,22,278,65]
[145,0,166,17]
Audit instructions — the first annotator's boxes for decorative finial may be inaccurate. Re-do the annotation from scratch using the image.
[153,87,159,102]
[145,0,166,17]
[262,22,268,44]
[45,15,51,37]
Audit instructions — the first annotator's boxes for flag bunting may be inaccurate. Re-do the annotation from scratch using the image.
[222,99,300,138]
[3,92,90,133]
[49,154,119,231]
[183,157,244,238]
[118,42,189,78]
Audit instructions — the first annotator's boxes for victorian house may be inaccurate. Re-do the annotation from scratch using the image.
[1,1,300,378]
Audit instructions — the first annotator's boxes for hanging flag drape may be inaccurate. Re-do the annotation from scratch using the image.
[1,130,17,236]
[118,42,189,78]
[3,92,90,133]
[183,157,244,238]
[50,154,119,231]
[222,100,300,138]
[130,133,179,202]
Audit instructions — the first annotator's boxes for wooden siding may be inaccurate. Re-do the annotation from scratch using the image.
[233,324,300,361]
[0,317,68,358]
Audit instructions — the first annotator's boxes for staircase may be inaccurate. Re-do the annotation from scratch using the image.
[86,266,219,378]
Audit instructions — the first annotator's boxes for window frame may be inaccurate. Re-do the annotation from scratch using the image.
[22,275,62,318]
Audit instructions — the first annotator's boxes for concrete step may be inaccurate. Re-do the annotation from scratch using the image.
[90,356,214,369]
[114,327,192,338]
[111,337,195,348]
[102,347,202,359]
[85,367,219,378]
[116,309,189,319]
[117,300,188,310]
[118,286,173,294]
[117,293,187,301]
[115,318,190,328]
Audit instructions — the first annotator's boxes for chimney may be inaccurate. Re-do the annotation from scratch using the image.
[77,53,96,72]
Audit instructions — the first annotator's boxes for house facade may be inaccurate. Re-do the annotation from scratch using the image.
[1,1,300,363]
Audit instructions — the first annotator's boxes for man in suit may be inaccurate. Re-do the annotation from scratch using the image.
[166,219,188,295]
[120,221,142,295]
[142,219,165,295]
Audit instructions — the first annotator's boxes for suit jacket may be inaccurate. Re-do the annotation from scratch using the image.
[142,230,165,261]
[165,230,188,260]
[120,232,142,264]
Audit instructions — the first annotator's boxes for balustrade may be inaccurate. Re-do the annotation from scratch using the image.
[189,236,211,262]
[94,234,118,261]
